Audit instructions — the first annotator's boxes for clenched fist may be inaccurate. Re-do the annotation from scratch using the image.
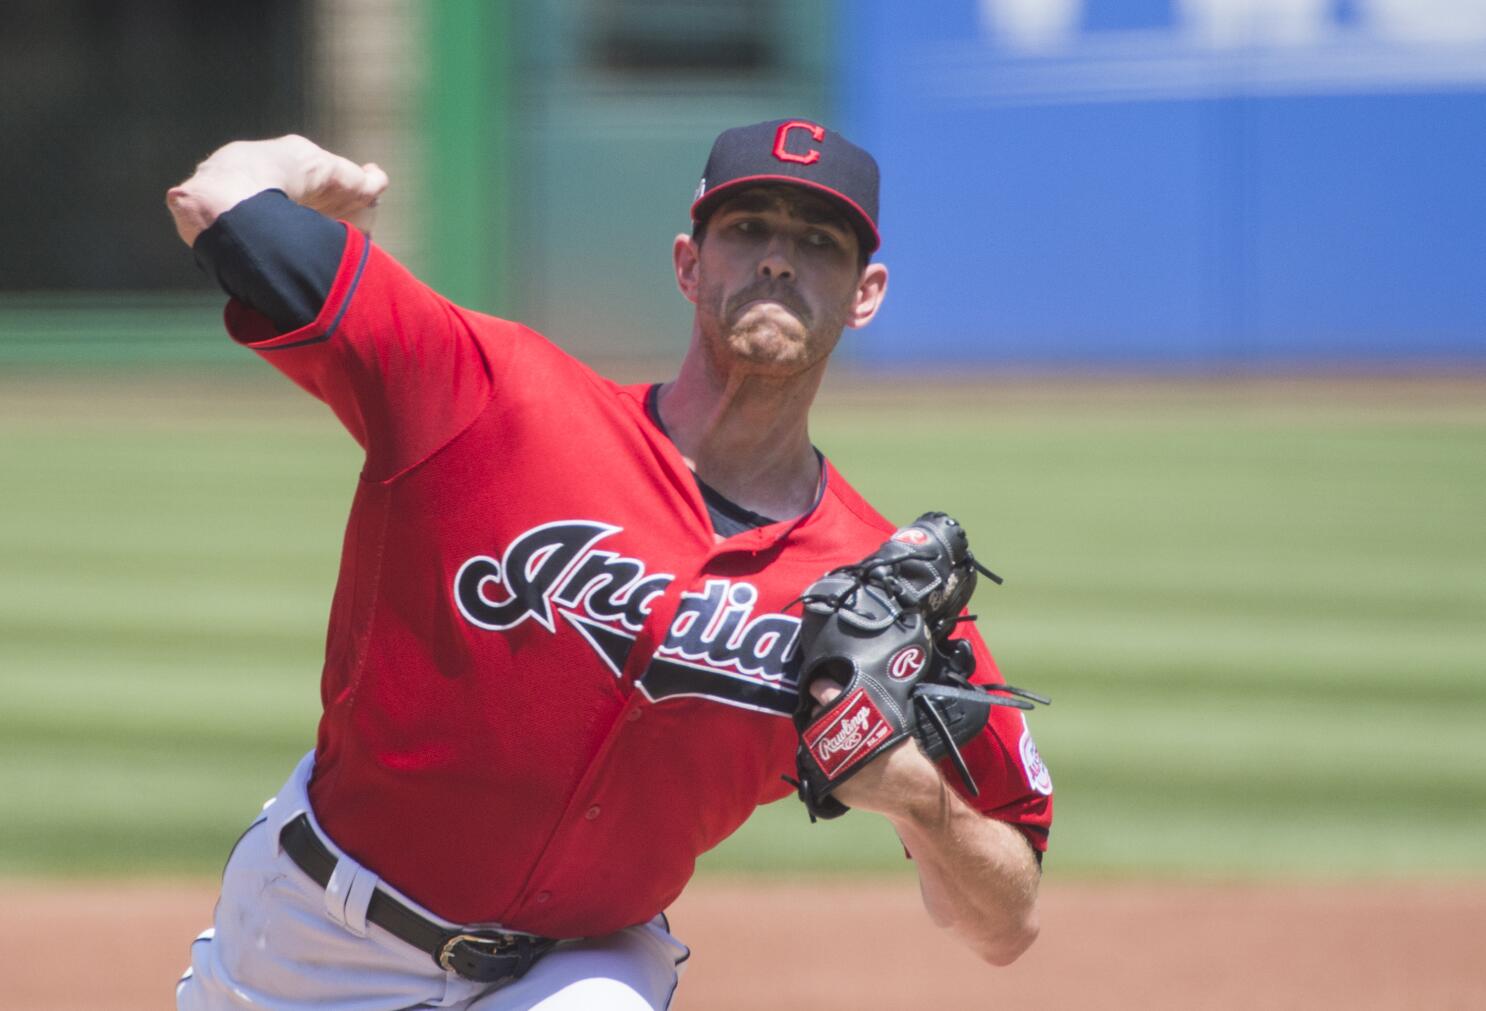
[166,134,388,246]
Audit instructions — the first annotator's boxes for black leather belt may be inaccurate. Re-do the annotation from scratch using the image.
[279,813,558,984]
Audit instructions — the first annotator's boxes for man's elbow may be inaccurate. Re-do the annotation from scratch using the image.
[975,909,1040,967]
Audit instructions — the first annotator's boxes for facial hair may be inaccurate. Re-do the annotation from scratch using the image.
[695,266,854,375]
[721,279,814,328]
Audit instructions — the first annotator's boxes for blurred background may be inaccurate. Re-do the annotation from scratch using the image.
[6,0,1484,368]
[1,0,1483,958]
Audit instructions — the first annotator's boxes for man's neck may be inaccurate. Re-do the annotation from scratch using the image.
[657,351,826,522]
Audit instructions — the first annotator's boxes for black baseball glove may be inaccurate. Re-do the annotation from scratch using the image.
[788,512,1049,821]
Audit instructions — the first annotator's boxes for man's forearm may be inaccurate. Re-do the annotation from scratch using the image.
[804,679,1044,967]
[889,778,1041,966]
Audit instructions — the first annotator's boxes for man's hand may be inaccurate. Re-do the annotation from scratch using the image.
[805,680,942,818]
[166,135,389,246]
[789,512,1047,822]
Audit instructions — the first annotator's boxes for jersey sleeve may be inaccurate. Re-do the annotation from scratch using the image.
[940,624,1054,854]
[221,223,516,482]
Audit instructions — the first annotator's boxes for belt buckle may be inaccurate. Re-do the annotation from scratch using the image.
[438,931,517,973]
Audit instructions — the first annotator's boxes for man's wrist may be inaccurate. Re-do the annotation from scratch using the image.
[884,763,957,833]
[167,138,303,246]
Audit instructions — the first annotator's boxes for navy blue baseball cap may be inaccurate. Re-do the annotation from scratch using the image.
[690,119,881,254]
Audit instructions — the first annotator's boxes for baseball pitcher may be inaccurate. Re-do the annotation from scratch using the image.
[165,119,1053,1010]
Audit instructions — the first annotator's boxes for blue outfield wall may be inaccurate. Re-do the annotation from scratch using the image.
[838,1,1486,368]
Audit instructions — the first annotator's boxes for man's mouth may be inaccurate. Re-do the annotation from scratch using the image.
[729,287,811,325]
[740,298,793,314]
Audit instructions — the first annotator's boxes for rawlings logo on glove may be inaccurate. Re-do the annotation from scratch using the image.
[786,512,1050,822]
[806,690,892,777]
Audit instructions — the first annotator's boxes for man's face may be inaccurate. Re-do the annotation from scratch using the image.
[689,186,868,375]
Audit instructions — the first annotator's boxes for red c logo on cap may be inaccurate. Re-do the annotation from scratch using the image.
[773,121,825,165]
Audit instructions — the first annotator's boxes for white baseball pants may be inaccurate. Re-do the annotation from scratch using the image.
[177,753,689,1010]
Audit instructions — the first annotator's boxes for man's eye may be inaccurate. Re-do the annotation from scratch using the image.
[806,231,837,249]
[734,219,761,235]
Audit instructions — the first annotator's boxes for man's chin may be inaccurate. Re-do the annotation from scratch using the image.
[724,324,812,369]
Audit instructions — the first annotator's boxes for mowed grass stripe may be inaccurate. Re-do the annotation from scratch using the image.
[1000,565,1485,620]
[0,676,315,744]
[1042,723,1486,816]
[0,602,328,643]
[0,749,309,876]
[1042,797,1486,878]
[993,612,1483,680]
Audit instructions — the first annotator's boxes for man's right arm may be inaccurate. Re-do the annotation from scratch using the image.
[166,135,387,247]
[165,135,505,482]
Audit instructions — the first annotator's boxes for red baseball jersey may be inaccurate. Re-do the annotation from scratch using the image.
[222,225,1054,939]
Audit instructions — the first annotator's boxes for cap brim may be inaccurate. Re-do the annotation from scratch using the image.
[690,174,881,253]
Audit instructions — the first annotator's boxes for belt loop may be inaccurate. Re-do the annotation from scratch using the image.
[343,864,379,937]
[324,850,379,938]
[324,855,352,927]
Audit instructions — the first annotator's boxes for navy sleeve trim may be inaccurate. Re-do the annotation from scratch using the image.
[256,236,371,351]
[193,189,347,333]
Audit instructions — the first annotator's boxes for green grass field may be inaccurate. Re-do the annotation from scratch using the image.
[2,373,1482,881]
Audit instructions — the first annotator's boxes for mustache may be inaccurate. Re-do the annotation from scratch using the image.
[724,280,812,325]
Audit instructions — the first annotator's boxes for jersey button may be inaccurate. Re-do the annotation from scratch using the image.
[626,708,642,722]
[585,805,601,820]
[535,891,551,904]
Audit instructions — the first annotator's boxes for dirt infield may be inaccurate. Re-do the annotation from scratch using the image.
[5,878,1481,1009]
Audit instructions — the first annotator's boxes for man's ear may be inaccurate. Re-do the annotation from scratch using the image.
[673,233,700,305]
[846,262,889,329]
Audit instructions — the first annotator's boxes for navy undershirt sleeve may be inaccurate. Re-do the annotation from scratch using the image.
[192,189,347,333]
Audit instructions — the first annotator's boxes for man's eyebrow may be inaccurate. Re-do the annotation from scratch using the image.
[717,191,850,231]
[796,204,850,230]
[715,192,776,215]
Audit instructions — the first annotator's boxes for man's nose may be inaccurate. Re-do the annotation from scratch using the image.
[757,241,795,281]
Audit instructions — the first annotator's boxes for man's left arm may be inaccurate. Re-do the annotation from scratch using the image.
[810,684,1041,966]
